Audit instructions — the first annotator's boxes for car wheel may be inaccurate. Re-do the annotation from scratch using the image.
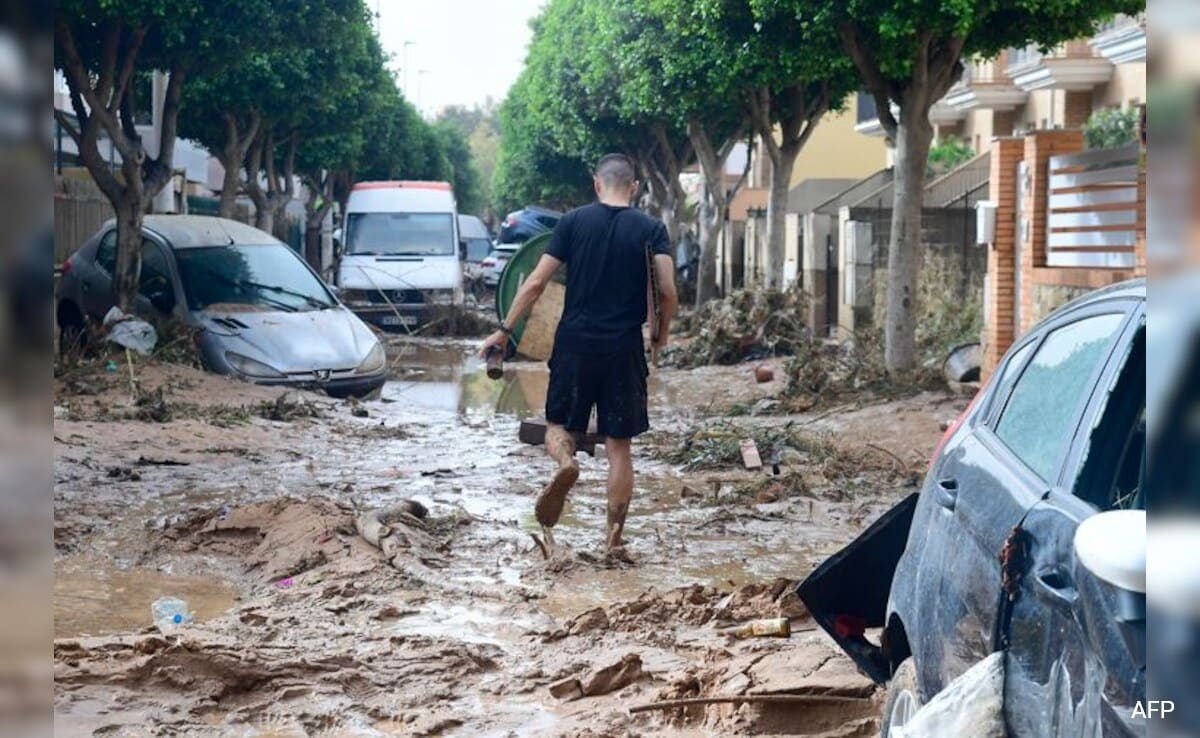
[880,658,921,738]
[57,301,86,355]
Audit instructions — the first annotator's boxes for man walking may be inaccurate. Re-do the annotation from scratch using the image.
[479,154,678,551]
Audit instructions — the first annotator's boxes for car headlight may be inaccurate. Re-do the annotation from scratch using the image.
[225,351,285,378]
[357,342,386,374]
[427,289,456,306]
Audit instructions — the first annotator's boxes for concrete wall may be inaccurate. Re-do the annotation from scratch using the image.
[789,96,889,187]
[839,206,985,342]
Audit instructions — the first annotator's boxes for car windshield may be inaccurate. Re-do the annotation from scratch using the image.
[465,238,492,262]
[344,212,455,256]
[174,243,335,312]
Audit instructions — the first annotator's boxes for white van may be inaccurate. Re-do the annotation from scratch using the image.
[335,180,463,329]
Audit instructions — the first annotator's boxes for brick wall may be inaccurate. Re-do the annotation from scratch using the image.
[1019,129,1084,334]
[982,138,1025,376]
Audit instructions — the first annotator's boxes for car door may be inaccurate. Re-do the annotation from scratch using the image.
[899,334,1044,698]
[133,236,179,319]
[1003,306,1146,738]
[81,229,119,320]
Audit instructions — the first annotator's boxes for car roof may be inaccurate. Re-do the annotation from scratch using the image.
[101,215,281,249]
[511,206,562,218]
[458,214,490,239]
[1053,277,1145,315]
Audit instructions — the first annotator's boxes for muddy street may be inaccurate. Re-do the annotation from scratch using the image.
[53,339,967,737]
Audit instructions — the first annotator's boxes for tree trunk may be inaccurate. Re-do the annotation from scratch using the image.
[688,119,742,307]
[113,197,144,314]
[764,152,797,291]
[695,192,722,304]
[885,109,934,371]
[304,224,322,273]
[218,143,241,219]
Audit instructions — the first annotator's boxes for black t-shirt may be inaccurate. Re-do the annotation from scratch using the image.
[544,202,671,354]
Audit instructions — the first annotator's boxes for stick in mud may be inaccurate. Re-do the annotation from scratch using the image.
[628,693,871,714]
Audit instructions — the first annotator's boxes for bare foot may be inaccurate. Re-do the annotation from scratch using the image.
[535,461,580,528]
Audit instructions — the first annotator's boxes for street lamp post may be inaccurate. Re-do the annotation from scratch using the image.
[417,69,431,116]
[402,40,416,96]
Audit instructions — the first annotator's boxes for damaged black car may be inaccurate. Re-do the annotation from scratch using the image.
[800,279,1147,737]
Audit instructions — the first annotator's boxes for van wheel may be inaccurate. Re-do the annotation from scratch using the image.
[880,658,921,738]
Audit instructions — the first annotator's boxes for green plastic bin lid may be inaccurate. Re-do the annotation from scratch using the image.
[494,232,565,352]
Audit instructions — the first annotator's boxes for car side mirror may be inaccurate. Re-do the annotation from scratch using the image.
[458,240,468,261]
[1075,509,1146,666]
[149,289,176,314]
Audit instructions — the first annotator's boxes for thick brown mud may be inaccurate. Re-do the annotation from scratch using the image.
[53,339,969,737]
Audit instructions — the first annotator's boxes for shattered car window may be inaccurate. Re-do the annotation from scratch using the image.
[995,313,1125,481]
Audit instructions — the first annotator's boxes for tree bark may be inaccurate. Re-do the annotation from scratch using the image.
[885,108,934,371]
[112,197,143,313]
[303,172,334,274]
[746,84,828,291]
[764,154,796,290]
[217,111,260,218]
[688,119,743,306]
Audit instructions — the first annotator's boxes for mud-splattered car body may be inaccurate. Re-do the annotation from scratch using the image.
[801,279,1146,737]
[56,215,387,399]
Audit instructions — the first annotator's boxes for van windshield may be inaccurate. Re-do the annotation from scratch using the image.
[344,212,455,256]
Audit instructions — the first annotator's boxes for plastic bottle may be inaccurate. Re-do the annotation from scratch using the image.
[151,597,193,635]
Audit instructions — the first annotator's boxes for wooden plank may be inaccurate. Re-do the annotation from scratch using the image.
[1047,230,1137,248]
[1048,210,1138,229]
[1049,144,1139,171]
[1046,250,1137,269]
[1048,187,1137,209]
[1050,165,1139,189]
[516,281,565,361]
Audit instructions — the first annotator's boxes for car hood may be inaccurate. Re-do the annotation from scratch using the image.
[197,306,378,373]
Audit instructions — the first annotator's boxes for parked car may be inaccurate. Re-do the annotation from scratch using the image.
[800,279,1146,737]
[57,215,387,398]
[480,243,521,288]
[496,205,561,245]
[459,214,493,296]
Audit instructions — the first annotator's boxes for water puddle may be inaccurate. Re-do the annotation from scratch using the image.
[55,556,239,638]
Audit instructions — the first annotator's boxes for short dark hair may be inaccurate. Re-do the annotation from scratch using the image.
[594,153,636,189]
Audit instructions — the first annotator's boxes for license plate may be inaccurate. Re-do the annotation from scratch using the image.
[380,314,418,326]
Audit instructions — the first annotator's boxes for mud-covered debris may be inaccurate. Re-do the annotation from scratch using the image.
[580,653,643,697]
[549,676,584,701]
[655,421,836,472]
[666,289,810,368]
[781,333,944,412]
[258,392,325,421]
[568,606,610,636]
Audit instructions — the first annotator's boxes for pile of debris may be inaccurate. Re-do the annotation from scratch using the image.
[666,289,810,368]
[655,421,838,472]
[780,333,944,412]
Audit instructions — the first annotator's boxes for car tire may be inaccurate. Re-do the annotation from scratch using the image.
[57,301,86,355]
[880,658,921,738]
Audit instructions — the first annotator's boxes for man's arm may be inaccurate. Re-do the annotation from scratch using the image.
[477,253,563,356]
[653,253,678,347]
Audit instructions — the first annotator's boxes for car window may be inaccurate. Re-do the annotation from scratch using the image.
[994,312,1126,481]
[174,243,334,312]
[96,230,117,273]
[1073,322,1146,510]
[139,239,170,295]
[536,215,559,228]
[985,341,1035,421]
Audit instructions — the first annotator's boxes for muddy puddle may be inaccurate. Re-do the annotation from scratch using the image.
[54,556,239,638]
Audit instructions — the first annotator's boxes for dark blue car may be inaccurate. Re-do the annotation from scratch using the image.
[801,279,1147,737]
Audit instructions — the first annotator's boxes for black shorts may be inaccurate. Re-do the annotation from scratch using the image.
[545,345,650,439]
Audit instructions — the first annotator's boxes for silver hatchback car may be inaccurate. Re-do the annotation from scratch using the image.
[57,215,387,398]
